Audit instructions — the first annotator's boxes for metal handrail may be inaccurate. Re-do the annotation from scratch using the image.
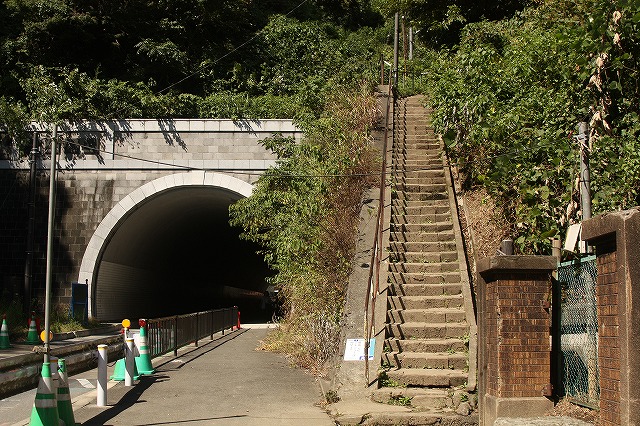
[363,74,394,382]
[146,307,238,358]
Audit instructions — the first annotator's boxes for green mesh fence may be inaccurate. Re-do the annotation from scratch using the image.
[557,256,599,407]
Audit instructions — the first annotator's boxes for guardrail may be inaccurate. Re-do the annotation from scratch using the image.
[147,307,238,358]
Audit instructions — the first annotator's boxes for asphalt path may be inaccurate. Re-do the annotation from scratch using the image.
[3,325,335,426]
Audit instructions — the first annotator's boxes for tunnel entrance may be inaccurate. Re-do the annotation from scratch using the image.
[91,184,273,323]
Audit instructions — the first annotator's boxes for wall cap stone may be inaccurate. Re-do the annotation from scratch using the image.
[478,255,556,282]
[582,207,640,243]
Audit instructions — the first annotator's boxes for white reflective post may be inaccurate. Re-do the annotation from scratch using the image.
[125,338,135,386]
[97,345,108,406]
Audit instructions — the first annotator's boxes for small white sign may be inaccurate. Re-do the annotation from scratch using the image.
[344,338,375,361]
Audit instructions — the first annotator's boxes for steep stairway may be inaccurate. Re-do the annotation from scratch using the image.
[370,96,476,421]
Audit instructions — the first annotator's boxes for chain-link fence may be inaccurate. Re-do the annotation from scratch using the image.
[556,256,599,407]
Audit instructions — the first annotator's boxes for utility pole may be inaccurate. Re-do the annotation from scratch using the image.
[24,132,39,317]
[409,27,414,61]
[578,122,592,253]
[43,124,58,362]
[393,13,399,88]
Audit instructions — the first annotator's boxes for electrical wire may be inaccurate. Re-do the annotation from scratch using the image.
[57,135,577,180]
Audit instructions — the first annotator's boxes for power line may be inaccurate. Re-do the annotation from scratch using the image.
[58,136,576,180]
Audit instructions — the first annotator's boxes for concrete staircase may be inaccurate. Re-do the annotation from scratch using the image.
[371,96,476,420]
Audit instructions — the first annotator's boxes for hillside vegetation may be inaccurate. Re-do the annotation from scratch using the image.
[405,0,640,253]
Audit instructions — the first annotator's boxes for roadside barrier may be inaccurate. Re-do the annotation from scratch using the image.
[124,338,135,386]
[0,314,11,349]
[97,345,108,406]
[147,307,238,357]
[56,359,75,426]
[28,363,59,426]
[25,312,40,345]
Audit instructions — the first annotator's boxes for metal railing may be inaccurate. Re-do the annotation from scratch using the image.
[363,61,394,382]
[146,307,238,358]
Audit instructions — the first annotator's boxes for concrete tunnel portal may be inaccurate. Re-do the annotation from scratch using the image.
[89,182,273,323]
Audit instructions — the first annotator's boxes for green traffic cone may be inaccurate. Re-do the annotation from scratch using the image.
[26,312,40,345]
[135,325,154,375]
[57,359,75,426]
[0,315,11,349]
[29,362,60,426]
[110,357,140,381]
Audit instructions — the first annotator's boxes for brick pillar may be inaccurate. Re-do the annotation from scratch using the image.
[477,256,556,426]
[582,207,640,426]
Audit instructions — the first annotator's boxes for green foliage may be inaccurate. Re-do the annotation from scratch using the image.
[230,85,379,372]
[372,0,529,46]
[0,1,385,121]
[418,0,640,253]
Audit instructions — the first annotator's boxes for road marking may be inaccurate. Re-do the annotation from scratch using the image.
[170,359,185,363]
[77,378,95,388]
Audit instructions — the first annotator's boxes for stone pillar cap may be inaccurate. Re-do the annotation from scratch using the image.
[582,207,640,242]
[478,255,556,279]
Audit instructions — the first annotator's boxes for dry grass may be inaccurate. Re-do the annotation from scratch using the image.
[462,186,511,260]
[547,399,599,424]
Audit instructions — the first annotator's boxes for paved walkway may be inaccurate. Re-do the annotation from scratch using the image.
[19,325,334,425]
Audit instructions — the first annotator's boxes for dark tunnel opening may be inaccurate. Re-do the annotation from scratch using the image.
[93,186,274,323]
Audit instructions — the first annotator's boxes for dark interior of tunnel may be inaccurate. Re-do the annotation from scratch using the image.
[94,186,275,323]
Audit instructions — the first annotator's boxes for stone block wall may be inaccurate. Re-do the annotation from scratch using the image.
[0,119,301,310]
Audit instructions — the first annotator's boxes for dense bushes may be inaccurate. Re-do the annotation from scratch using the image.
[416,0,640,253]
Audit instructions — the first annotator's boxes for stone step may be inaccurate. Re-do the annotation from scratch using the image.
[395,144,439,152]
[361,413,478,426]
[394,167,445,179]
[396,174,446,183]
[389,282,462,297]
[394,183,447,193]
[393,176,446,186]
[385,338,467,353]
[389,241,457,253]
[388,271,461,285]
[383,351,468,370]
[392,164,444,173]
[386,322,468,340]
[389,262,459,275]
[390,231,456,243]
[392,152,442,161]
[386,368,468,388]
[391,191,449,203]
[387,308,466,323]
[371,387,454,410]
[390,251,458,263]
[391,204,450,215]
[390,222,453,233]
[390,212,451,225]
[388,294,464,310]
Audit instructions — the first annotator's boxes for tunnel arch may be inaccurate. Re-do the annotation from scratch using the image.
[78,171,270,322]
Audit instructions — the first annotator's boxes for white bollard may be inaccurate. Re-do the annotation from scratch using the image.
[97,344,108,406]
[125,337,135,387]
